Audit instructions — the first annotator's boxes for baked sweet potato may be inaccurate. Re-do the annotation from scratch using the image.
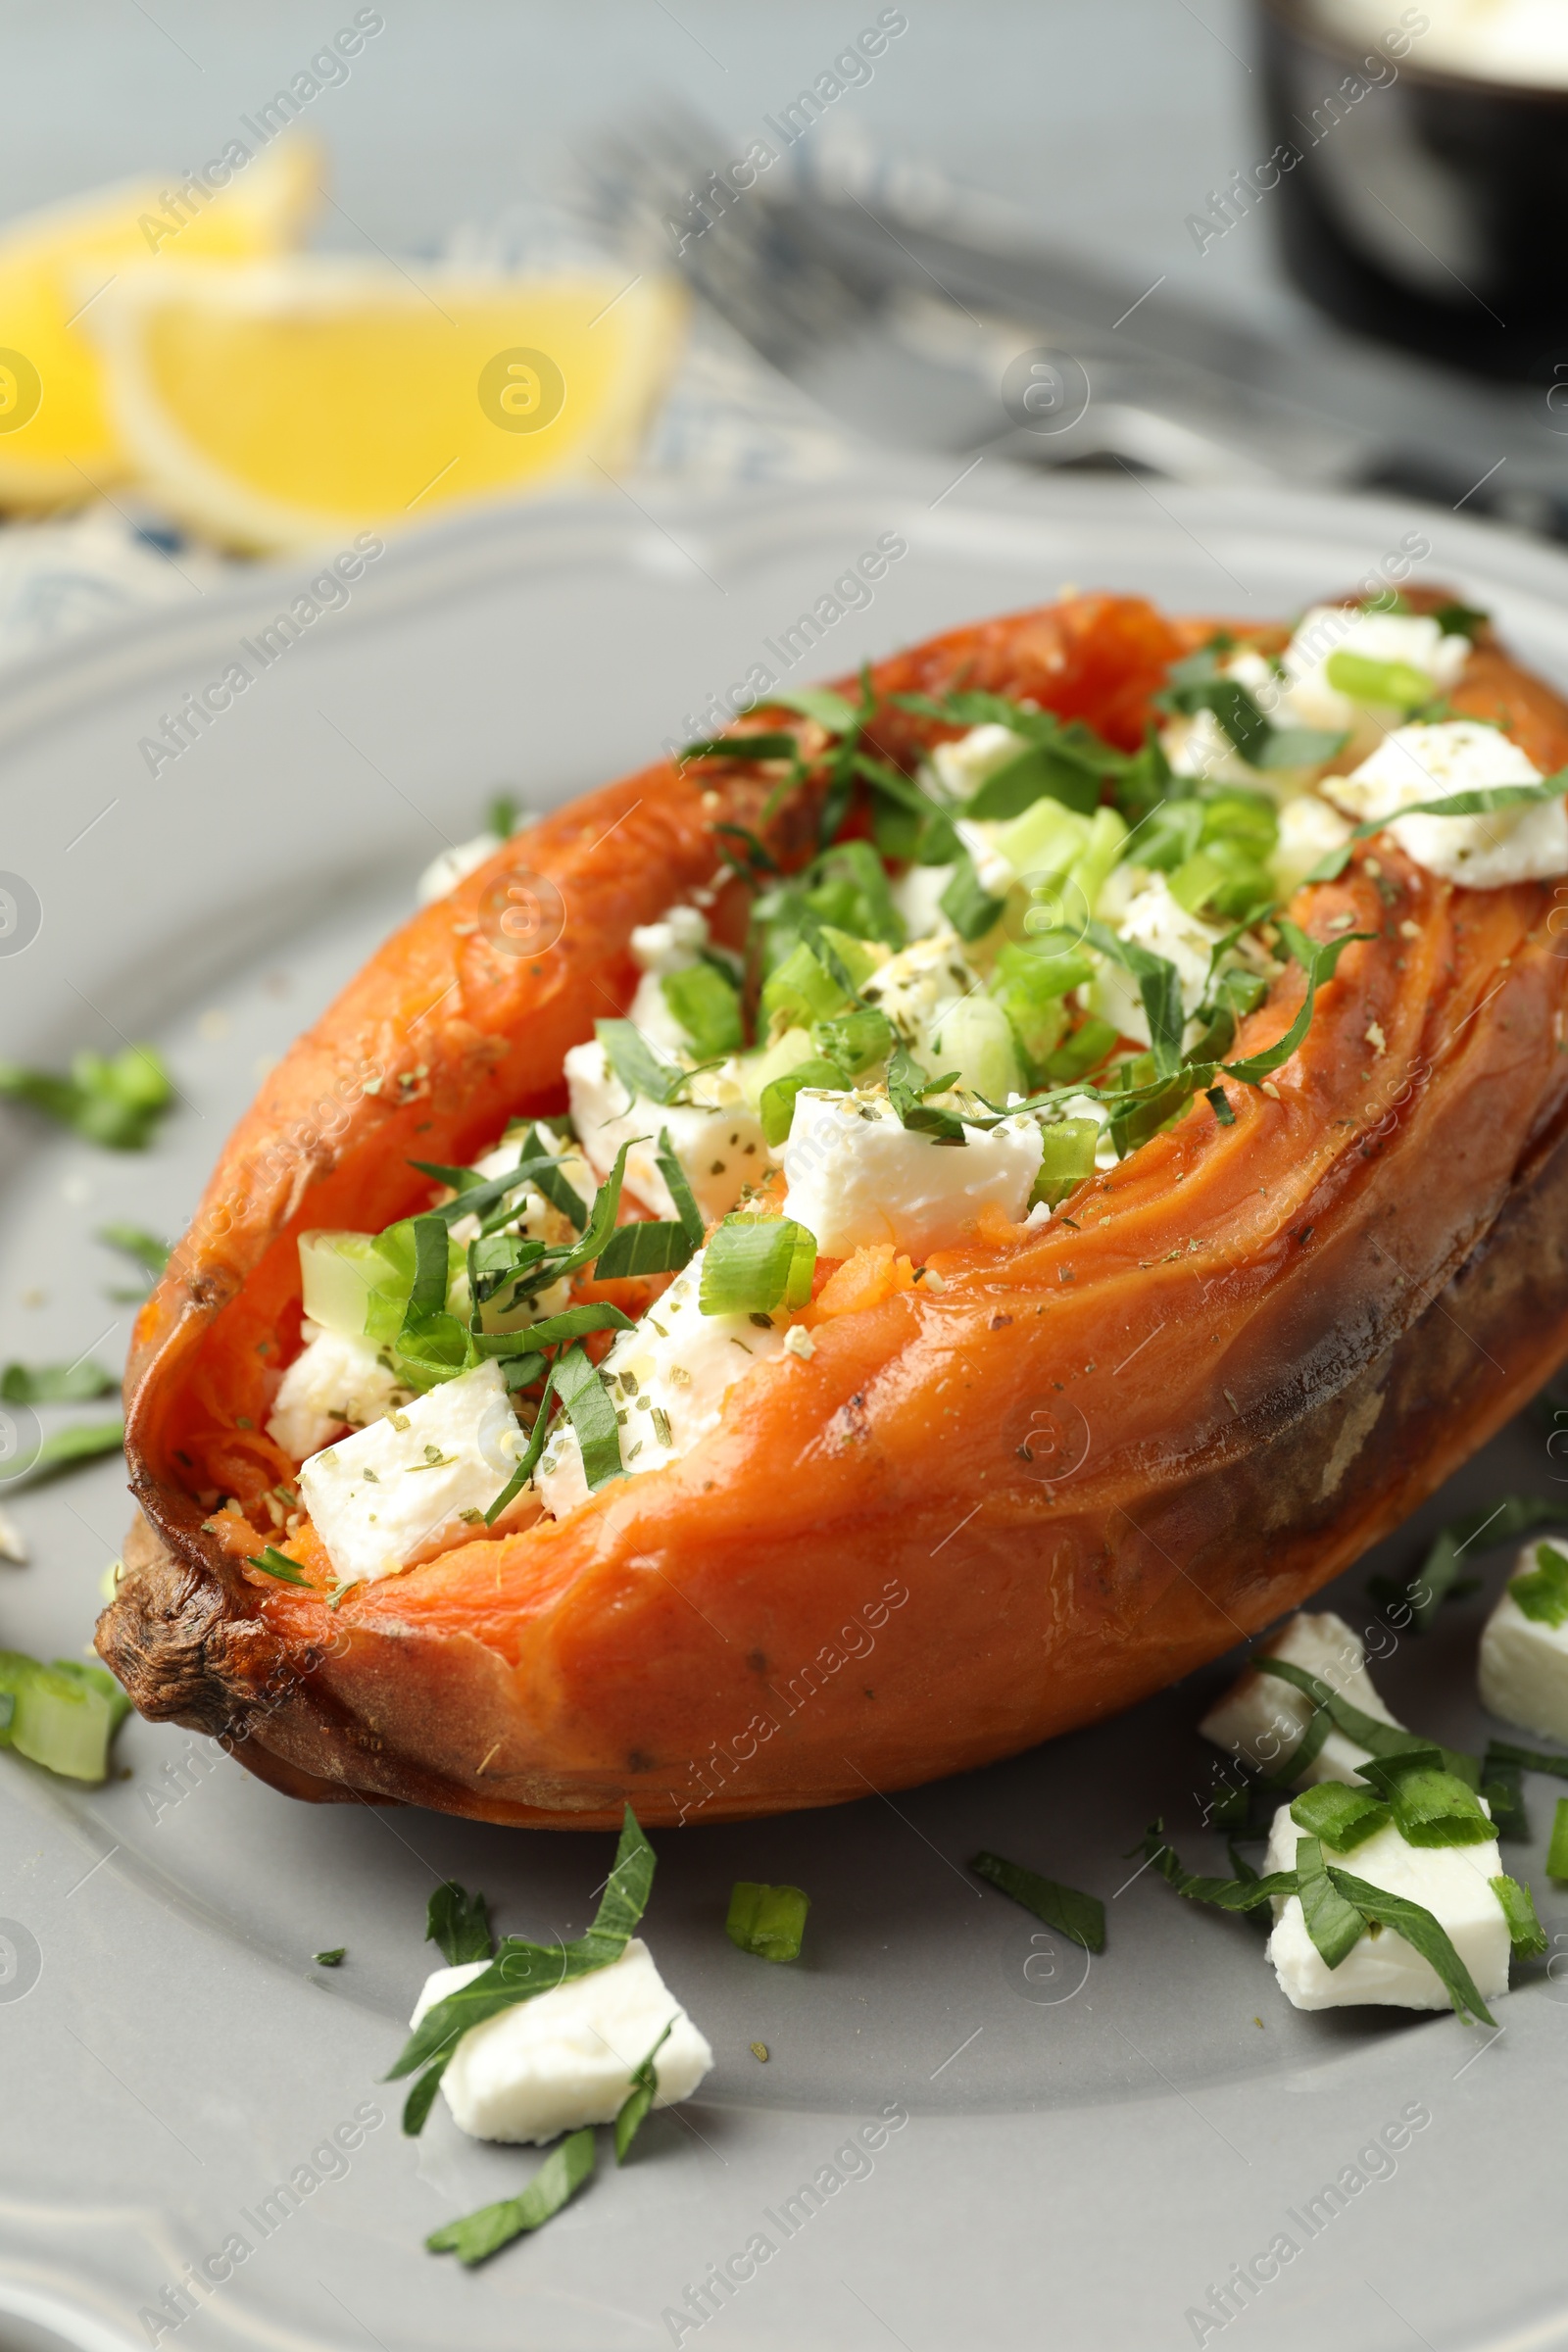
[98,589,1568,1827]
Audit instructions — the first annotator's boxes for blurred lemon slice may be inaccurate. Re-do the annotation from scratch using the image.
[0,138,318,508]
[87,259,689,551]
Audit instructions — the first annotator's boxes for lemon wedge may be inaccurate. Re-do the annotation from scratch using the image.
[86,259,689,551]
[0,138,318,508]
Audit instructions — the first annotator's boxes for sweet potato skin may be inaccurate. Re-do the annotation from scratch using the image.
[99,595,1568,1826]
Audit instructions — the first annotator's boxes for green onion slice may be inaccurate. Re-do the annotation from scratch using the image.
[699,1217,815,1318]
[1491,1873,1547,1960]
[724,1880,810,1962]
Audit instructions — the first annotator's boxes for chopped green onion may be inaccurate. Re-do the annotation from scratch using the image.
[760,938,851,1033]
[313,1948,346,1967]
[970,1849,1105,1952]
[812,1004,896,1076]
[1289,1781,1390,1852]
[725,1880,810,1962]
[699,1217,815,1317]
[1353,1751,1494,1847]
[426,2127,595,2265]
[1324,651,1434,710]
[1549,1798,1568,1882]
[759,1057,844,1150]
[0,1361,117,1405]
[1491,1874,1547,1960]
[0,1650,122,1782]
[1030,1120,1100,1211]
[0,1044,173,1151]
[1509,1542,1568,1628]
[679,730,802,768]
[614,2020,674,2162]
[246,1546,310,1587]
[662,961,743,1059]
[390,1807,655,2132]
[426,1881,494,1967]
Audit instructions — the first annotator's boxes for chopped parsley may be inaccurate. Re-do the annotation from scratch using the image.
[1508,1542,1568,1628]
[426,1880,494,1967]
[614,2020,674,2162]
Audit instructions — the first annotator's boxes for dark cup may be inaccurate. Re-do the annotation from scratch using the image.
[1257,0,1568,382]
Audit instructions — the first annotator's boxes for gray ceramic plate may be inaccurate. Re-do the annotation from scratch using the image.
[4,469,1568,2352]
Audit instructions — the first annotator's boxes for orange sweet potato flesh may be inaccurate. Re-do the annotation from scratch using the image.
[99,593,1568,1827]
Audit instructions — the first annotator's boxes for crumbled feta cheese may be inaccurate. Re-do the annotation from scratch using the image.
[1271,792,1354,896]
[781,1092,1042,1258]
[1261,1800,1510,2013]
[416,830,505,904]
[954,816,1015,902]
[1200,1610,1404,1787]
[1164,652,1287,787]
[1479,1539,1568,1740]
[0,1505,25,1565]
[1281,605,1471,734]
[411,1937,713,2145]
[267,1322,412,1463]
[535,1249,787,1517]
[564,1043,768,1222]
[889,861,956,941]
[1323,720,1568,887]
[926,722,1032,803]
[1086,873,1223,1047]
[299,1359,528,1586]
[783,1323,815,1359]
[858,929,981,1059]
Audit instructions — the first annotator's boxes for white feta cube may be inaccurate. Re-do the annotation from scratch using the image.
[266,1322,411,1463]
[1281,605,1471,735]
[1200,1610,1404,1787]
[926,721,1033,804]
[0,1504,26,1564]
[564,1042,767,1222]
[1270,792,1354,896]
[1322,720,1568,887]
[858,929,981,1058]
[781,1091,1042,1259]
[411,1936,713,2145]
[535,1248,787,1518]
[1261,1801,1510,2013]
[298,1359,527,1587]
[1479,1539,1568,1741]
[1086,874,1223,1047]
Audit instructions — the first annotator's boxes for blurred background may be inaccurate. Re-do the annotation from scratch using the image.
[3,0,1568,665]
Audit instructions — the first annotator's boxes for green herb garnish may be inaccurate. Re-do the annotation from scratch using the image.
[725,1881,810,1962]
[1370,1495,1567,1631]
[0,1651,126,1782]
[246,1546,310,1587]
[0,1045,173,1151]
[1305,772,1568,884]
[1509,1542,1568,1628]
[1321,1866,1496,2024]
[313,1948,346,1967]
[1252,1655,1478,1788]
[552,1344,623,1491]
[389,1806,654,2133]
[614,2021,674,2162]
[1353,1748,1494,1847]
[886,1046,967,1144]
[970,1849,1105,1952]
[0,1361,117,1405]
[1548,1798,1568,1882]
[426,1881,494,1967]
[426,2127,595,2266]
